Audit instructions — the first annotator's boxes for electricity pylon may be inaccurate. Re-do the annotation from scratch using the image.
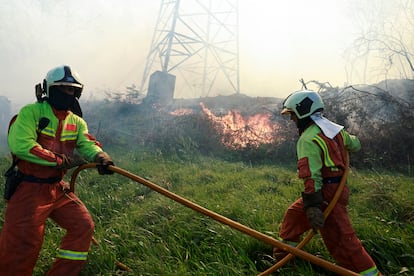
[140,0,239,102]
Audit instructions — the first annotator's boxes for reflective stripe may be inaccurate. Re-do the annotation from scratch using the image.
[360,266,380,276]
[42,127,55,136]
[57,249,88,261]
[61,134,78,141]
[313,136,335,167]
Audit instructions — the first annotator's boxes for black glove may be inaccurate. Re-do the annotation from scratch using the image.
[56,154,87,170]
[302,190,324,232]
[94,152,114,175]
[305,207,324,232]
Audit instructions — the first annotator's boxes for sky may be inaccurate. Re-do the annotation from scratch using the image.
[0,0,386,108]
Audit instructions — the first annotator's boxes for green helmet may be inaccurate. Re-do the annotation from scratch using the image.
[43,65,83,98]
[281,90,324,119]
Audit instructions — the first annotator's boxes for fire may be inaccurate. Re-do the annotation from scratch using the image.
[200,102,281,149]
[170,108,193,116]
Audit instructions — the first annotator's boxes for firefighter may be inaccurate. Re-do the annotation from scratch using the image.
[275,90,381,275]
[0,65,114,275]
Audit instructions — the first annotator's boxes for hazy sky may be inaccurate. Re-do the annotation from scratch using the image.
[0,0,378,106]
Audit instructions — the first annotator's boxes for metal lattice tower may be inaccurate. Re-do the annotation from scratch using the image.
[140,0,239,101]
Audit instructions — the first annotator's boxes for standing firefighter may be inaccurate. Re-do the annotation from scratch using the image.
[0,65,114,275]
[275,90,381,275]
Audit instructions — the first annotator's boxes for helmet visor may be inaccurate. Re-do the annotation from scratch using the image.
[49,82,83,89]
[281,107,292,115]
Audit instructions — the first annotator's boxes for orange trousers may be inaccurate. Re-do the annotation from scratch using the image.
[279,184,377,273]
[0,181,94,276]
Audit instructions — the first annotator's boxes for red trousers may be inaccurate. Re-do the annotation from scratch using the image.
[279,184,377,273]
[0,181,94,276]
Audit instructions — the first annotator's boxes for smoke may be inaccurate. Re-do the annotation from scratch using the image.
[0,0,396,110]
[0,0,158,108]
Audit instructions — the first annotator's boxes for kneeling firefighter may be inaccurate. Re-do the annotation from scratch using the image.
[0,65,114,275]
[275,90,382,275]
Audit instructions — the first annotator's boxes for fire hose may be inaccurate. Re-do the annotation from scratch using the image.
[69,159,358,276]
[258,151,350,275]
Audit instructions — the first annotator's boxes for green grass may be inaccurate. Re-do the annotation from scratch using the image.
[0,153,413,275]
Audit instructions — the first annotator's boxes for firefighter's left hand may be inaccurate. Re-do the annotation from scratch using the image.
[305,207,324,232]
[94,152,114,175]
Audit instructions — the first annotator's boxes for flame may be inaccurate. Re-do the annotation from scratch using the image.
[200,102,281,149]
[170,108,194,116]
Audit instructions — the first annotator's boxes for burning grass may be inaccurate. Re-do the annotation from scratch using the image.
[200,102,283,149]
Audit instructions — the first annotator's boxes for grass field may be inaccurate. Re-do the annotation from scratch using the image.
[0,152,413,275]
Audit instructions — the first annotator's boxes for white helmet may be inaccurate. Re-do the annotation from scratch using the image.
[281,90,324,119]
[43,65,83,98]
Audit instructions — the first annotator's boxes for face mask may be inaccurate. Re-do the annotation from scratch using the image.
[48,90,75,110]
[297,116,313,135]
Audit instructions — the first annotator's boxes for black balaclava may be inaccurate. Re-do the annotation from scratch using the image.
[47,87,75,111]
[297,116,314,135]
[296,108,323,135]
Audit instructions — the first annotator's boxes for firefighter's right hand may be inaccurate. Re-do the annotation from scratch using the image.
[56,154,87,170]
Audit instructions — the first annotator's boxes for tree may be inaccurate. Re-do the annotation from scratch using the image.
[345,0,414,83]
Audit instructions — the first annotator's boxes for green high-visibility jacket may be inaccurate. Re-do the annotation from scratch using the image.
[296,124,360,193]
[8,101,103,179]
